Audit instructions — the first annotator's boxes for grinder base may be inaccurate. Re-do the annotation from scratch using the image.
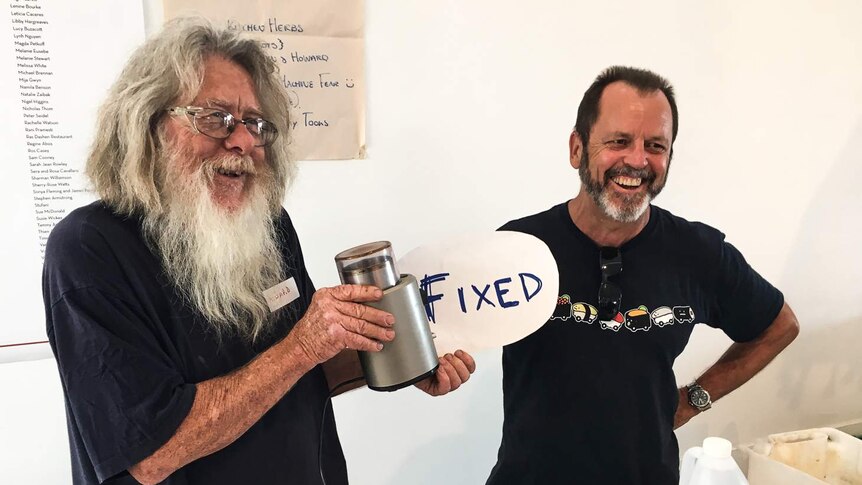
[366,365,439,392]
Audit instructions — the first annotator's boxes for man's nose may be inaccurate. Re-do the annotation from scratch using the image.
[625,142,648,168]
[223,122,258,155]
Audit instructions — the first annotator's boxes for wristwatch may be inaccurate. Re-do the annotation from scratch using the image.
[686,382,712,412]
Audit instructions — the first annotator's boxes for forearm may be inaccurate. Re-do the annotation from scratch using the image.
[675,303,798,428]
[697,343,775,402]
[694,303,799,402]
[129,332,316,484]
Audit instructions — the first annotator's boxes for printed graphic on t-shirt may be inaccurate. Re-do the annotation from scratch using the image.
[572,303,597,324]
[673,306,695,323]
[599,311,624,331]
[651,306,675,327]
[554,295,696,333]
[624,306,652,332]
[552,294,572,320]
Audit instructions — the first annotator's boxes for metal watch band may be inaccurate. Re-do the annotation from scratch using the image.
[687,382,712,412]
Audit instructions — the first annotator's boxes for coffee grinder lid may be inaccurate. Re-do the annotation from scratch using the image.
[335,241,400,290]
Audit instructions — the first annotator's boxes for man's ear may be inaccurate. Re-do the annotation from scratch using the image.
[569,131,583,169]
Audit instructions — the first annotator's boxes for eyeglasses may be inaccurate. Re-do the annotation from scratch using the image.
[167,106,279,147]
[598,246,622,321]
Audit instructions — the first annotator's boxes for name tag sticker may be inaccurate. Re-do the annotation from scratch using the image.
[263,277,300,312]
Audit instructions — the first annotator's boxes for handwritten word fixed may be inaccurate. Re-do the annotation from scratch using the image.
[419,273,543,323]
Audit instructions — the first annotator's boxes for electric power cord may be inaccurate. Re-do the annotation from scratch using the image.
[319,375,365,485]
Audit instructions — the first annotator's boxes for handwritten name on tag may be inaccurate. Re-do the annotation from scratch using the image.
[263,277,300,312]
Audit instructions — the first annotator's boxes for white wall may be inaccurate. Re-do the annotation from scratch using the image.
[2,0,861,483]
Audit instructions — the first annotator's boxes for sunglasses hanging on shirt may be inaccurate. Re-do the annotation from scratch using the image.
[598,247,622,321]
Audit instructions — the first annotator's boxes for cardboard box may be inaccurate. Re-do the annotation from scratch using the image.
[735,428,862,484]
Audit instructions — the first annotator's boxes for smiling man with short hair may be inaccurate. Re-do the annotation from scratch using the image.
[486,66,799,485]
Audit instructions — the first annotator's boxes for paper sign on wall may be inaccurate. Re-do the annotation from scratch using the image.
[0,0,144,362]
[163,0,366,161]
[397,232,559,355]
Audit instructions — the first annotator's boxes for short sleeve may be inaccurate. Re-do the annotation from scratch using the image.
[43,207,196,483]
[48,287,196,483]
[708,239,784,342]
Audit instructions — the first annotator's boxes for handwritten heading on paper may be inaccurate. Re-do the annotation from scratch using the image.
[164,0,366,160]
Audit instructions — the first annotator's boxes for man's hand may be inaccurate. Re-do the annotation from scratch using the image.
[129,284,392,484]
[414,350,477,396]
[290,285,395,365]
[673,387,699,429]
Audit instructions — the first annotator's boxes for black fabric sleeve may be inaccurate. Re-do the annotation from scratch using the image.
[708,238,784,342]
[44,209,196,483]
[49,287,196,483]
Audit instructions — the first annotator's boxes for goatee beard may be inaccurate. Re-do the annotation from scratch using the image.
[144,145,286,343]
[578,152,666,223]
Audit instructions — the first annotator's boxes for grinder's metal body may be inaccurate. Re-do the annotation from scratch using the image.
[335,242,438,391]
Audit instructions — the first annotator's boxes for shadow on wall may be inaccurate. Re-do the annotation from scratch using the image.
[676,121,862,452]
[684,316,862,449]
[383,356,503,485]
[775,118,862,425]
[777,317,862,417]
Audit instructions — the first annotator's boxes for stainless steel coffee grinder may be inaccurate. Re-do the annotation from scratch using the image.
[335,241,438,391]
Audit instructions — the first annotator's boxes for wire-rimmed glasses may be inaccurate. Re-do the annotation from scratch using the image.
[167,106,279,147]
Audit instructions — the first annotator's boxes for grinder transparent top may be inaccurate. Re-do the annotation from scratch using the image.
[334,241,400,289]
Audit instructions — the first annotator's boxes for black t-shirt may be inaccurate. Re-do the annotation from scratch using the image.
[43,201,347,485]
[486,203,783,485]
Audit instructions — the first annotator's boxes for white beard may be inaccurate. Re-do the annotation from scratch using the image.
[145,146,285,342]
[597,190,652,223]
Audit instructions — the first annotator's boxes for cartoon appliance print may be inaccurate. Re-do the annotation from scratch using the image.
[625,306,652,332]
[552,294,572,321]
[673,306,695,323]
[651,306,674,327]
[572,303,598,324]
[599,312,624,332]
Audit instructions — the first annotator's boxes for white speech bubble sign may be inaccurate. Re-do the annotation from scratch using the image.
[397,231,558,355]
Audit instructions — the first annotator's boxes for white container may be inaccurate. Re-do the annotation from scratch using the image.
[680,437,749,485]
[737,427,862,485]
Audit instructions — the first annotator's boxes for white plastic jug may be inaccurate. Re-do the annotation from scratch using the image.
[680,437,749,485]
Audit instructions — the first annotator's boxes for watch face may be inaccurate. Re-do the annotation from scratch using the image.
[691,389,710,407]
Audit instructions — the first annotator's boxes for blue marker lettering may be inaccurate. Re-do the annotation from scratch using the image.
[519,273,543,302]
[472,284,496,310]
[419,273,449,323]
[494,277,519,308]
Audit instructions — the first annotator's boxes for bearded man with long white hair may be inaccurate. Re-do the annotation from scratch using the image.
[43,17,474,485]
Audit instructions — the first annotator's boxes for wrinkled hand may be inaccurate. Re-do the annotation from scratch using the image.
[291,285,395,365]
[674,387,699,429]
[415,350,477,397]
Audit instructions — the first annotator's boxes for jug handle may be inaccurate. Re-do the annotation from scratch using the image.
[679,446,703,485]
